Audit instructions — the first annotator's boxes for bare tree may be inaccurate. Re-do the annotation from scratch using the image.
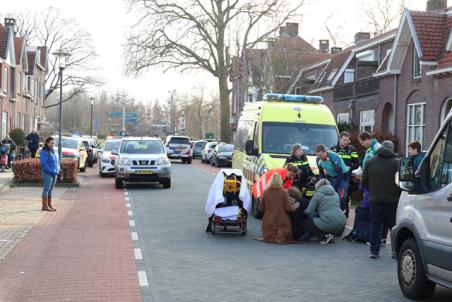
[12,7,102,108]
[362,0,406,35]
[125,0,305,142]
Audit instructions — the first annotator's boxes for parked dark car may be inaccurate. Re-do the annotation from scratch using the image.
[191,140,207,159]
[211,143,233,167]
[82,140,95,167]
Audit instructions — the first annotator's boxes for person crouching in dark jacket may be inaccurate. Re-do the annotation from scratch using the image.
[363,140,401,259]
[285,144,313,190]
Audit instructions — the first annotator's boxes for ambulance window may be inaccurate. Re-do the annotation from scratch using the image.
[253,123,259,150]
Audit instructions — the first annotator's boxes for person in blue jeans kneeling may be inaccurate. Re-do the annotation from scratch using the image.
[40,137,60,211]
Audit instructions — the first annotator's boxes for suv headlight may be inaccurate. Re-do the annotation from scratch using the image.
[157,157,170,165]
[118,157,130,165]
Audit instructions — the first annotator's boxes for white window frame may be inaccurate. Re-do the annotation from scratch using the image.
[413,48,421,79]
[406,102,426,149]
[359,110,375,133]
[344,69,355,84]
[337,113,350,124]
[2,67,7,93]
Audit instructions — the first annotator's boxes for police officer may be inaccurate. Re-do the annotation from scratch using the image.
[285,144,313,191]
[331,132,359,217]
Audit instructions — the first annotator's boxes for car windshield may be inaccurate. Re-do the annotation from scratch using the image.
[195,142,207,148]
[169,137,190,145]
[219,145,233,152]
[54,138,79,149]
[206,143,217,149]
[104,141,121,152]
[262,122,338,155]
[120,140,164,154]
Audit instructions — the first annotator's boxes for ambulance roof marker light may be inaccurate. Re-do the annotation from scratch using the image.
[263,93,323,104]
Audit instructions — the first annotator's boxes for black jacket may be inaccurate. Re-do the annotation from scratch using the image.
[285,154,313,187]
[25,133,40,150]
[331,144,360,171]
[363,147,401,204]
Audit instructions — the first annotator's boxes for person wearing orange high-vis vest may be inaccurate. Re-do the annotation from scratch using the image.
[252,164,298,201]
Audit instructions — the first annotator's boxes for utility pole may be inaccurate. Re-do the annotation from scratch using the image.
[122,96,126,135]
[169,90,176,135]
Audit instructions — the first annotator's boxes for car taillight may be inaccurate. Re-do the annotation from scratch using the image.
[62,151,74,155]
[186,150,190,154]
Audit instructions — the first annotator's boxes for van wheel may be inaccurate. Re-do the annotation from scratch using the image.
[397,238,436,300]
[252,197,263,219]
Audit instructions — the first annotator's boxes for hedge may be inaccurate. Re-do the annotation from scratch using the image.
[12,158,78,183]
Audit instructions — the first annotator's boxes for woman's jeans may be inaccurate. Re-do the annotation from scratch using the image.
[42,172,58,198]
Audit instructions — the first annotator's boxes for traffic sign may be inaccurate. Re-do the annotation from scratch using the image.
[126,112,138,118]
[109,111,123,117]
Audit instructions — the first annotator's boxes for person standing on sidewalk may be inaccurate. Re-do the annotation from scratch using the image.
[40,137,59,211]
[407,141,425,171]
[358,132,381,208]
[331,132,360,217]
[25,129,40,158]
[362,140,400,259]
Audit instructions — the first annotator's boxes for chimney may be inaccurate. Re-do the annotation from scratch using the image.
[355,32,371,44]
[426,0,447,12]
[285,23,299,38]
[319,40,330,53]
[4,18,16,36]
[331,47,342,54]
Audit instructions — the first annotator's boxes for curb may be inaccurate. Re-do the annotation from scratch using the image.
[9,182,80,188]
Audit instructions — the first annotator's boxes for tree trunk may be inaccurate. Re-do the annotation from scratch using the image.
[218,68,231,142]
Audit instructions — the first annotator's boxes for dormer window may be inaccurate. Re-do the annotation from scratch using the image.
[446,30,452,52]
[413,48,421,78]
[327,69,337,81]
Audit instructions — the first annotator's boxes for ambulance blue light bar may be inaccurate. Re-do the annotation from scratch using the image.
[263,93,323,104]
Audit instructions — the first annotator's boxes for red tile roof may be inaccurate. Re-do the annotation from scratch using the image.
[14,37,24,65]
[0,25,8,59]
[411,11,447,61]
[311,46,353,90]
[437,15,452,69]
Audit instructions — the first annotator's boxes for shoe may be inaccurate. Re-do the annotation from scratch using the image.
[47,196,56,211]
[41,197,52,211]
[320,234,334,245]
[370,253,380,259]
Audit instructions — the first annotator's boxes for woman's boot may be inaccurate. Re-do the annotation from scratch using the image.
[48,196,56,211]
[42,197,52,211]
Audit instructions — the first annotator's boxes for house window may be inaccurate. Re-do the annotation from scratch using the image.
[294,87,301,95]
[360,110,374,133]
[337,113,350,124]
[413,48,421,78]
[2,67,7,93]
[327,69,337,81]
[407,103,425,147]
[344,69,355,84]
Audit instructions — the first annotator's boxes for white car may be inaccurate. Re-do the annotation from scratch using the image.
[99,139,121,177]
[201,141,218,164]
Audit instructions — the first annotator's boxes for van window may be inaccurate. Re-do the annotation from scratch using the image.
[429,125,448,190]
[437,122,452,187]
[262,122,337,155]
[235,120,254,151]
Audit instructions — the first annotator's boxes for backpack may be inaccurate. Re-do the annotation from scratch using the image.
[344,207,369,243]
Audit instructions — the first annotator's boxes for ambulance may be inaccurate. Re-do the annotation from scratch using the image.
[232,93,338,217]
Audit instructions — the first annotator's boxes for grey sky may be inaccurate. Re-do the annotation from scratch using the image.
[3,0,425,104]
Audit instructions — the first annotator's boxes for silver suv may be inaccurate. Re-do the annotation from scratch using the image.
[394,114,452,300]
[113,137,171,189]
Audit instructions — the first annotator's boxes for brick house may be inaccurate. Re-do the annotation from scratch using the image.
[289,0,452,153]
[0,18,46,139]
[230,22,331,135]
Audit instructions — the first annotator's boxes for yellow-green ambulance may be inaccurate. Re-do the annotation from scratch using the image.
[232,93,338,207]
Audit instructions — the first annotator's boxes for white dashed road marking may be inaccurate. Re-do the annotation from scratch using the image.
[128,211,133,216]
[125,197,130,201]
[134,248,143,260]
[131,232,138,241]
[138,271,149,287]
[129,220,136,227]
[126,203,131,208]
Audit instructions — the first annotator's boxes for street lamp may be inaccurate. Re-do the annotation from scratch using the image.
[90,98,94,137]
[52,48,70,161]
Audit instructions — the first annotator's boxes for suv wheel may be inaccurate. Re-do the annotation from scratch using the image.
[397,238,436,300]
[162,179,171,189]
[115,178,124,189]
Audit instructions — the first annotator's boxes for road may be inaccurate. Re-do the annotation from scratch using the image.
[126,159,452,302]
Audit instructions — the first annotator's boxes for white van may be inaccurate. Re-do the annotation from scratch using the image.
[394,113,452,299]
